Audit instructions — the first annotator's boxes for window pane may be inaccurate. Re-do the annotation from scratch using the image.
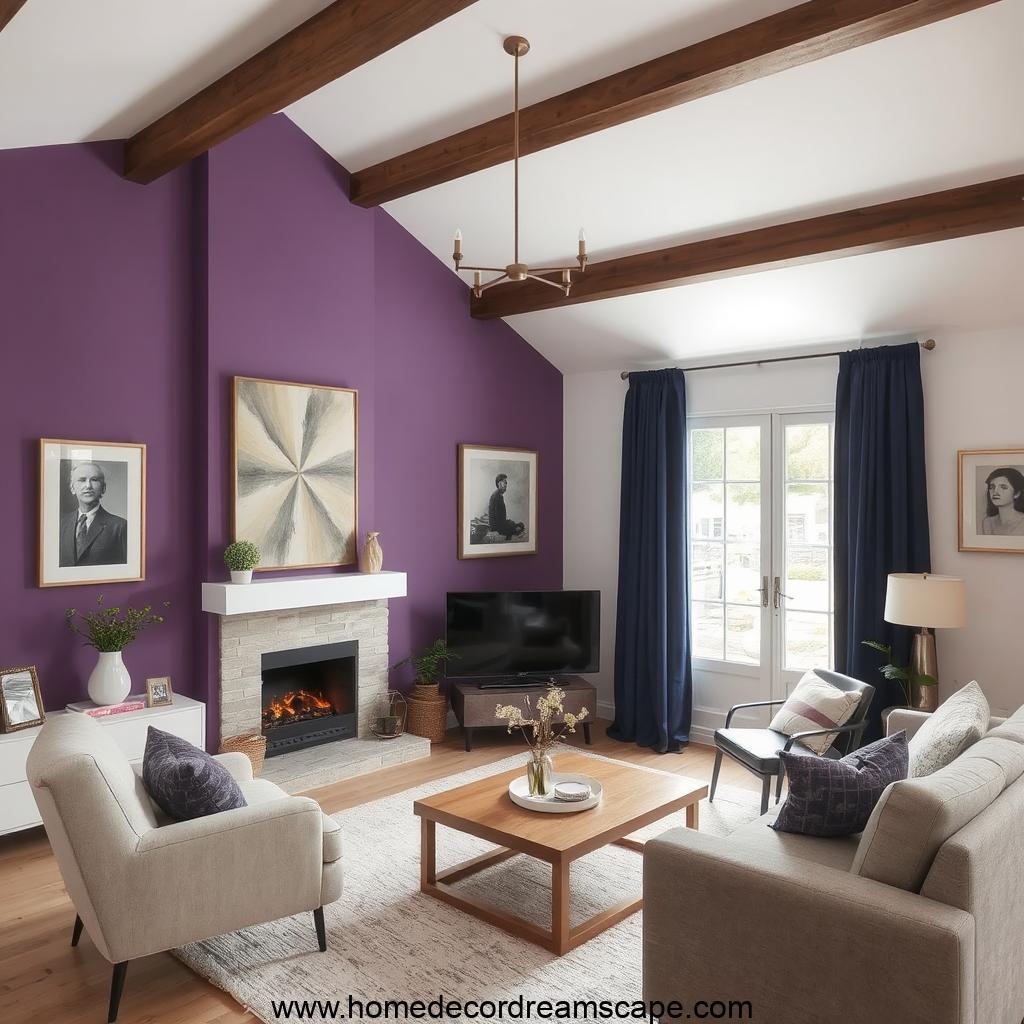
[786,546,829,611]
[786,483,829,544]
[691,428,724,481]
[726,544,761,604]
[692,602,724,660]
[726,483,760,542]
[785,611,830,670]
[691,543,723,601]
[726,605,760,665]
[786,422,830,480]
[691,482,724,539]
[726,426,760,481]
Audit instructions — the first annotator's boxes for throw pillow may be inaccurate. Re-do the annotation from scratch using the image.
[908,680,990,777]
[771,731,909,837]
[142,726,247,822]
[768,671,861,754]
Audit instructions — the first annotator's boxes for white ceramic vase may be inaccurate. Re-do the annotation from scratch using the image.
[88,651,132,707]
[230,570,253,585]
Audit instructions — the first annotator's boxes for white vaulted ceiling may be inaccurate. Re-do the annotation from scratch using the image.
[2,0,1022,372]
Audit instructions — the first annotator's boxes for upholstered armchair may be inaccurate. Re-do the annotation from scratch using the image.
[27,714,343,1023]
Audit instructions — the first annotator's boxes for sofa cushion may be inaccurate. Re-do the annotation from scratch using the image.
[769,671,861,754]
[237,778,341,864]
[772,732,909,837]
[852,747,1007,892]
[730,809,861,872]
[908,680,989,777]
[142,727,247,822]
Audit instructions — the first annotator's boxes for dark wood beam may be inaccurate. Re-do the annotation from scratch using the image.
[124,0,479,184]
[470,175,1024,319]
[350,0,999,207]
[0,0,28,34]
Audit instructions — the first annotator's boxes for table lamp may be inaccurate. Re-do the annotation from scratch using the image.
[883,573,967,712]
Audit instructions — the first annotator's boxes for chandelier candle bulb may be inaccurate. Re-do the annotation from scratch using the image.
[453,228,462,261]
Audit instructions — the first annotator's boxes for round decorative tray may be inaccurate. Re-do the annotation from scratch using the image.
[508,772,603,814]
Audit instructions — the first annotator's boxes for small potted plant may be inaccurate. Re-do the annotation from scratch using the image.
[393,638,458,698]
[224,540,261,584]
[861,639,937,708]
[66,596,169,706]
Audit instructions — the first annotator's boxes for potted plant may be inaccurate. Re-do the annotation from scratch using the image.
[224,540,261,584]
[861,639,937,707]
[393,638,458,698]
[66,596,169,706]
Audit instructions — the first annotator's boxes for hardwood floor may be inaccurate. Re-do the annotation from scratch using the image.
[0,723,758,1024]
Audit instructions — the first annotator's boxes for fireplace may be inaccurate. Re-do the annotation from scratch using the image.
[260,641,358,758]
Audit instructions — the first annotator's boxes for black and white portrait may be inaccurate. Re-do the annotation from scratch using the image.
[39,440,146,587]
[959,449,1024,553]
[458,444,538,559]
[0,666,45,732]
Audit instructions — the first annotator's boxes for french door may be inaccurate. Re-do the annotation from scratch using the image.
[688,411,835,731]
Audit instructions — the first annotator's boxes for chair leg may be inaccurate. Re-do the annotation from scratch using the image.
[709,749,723,803]
[71,914,83,947]
[775,767,785,804]
[313,906,327,952]
[107,962,128,1023]
[759,774,770,815]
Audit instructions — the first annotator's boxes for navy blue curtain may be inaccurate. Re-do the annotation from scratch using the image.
[608,369,692,753]
[834,343,931,740]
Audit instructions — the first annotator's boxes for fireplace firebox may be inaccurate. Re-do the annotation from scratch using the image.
[260,641,358,757]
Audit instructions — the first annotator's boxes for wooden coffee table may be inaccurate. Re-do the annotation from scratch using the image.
[413,752,706,955]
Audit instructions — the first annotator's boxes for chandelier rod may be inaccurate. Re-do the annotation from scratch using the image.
[513,46,520,266]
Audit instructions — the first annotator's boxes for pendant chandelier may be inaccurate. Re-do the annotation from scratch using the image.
[452,36,587,299]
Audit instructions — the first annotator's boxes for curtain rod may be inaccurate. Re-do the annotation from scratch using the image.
[619,339,936,380]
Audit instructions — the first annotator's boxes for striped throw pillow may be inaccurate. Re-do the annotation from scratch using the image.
[769,671,861,754]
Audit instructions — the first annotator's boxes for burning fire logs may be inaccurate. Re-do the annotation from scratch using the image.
[262,689,334,729]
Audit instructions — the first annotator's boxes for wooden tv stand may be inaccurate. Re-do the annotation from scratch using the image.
[449,676,596,752]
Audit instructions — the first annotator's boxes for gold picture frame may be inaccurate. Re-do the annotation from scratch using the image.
[38,438,147,588]
[232,376,359,571]
[457,443,538,559]
[0,665,46,733]
[958,448,1024,554]
[145,676,174,708]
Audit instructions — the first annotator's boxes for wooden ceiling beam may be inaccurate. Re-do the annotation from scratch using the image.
[469,175,1024,319]
[123,0,479,185]
[350,0,999,207]
[0,0,28,34]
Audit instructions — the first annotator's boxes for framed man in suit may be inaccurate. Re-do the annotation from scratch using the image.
[58,462,129,567]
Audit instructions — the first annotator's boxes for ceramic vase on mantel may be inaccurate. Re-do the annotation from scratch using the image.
[359,531,383,574]
[88,651,132,707]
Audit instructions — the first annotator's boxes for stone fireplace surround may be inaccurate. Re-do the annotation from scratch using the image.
[202,573,429,793]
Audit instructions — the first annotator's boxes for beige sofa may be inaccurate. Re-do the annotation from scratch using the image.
[643,706,1024,1024]
[27,713,343,1023]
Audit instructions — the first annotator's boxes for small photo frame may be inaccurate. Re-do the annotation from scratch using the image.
[958,449,1024,554]
[0,666,45,733]
[39,438,146,587]
[145,676,174,708]
[458,444,538,559]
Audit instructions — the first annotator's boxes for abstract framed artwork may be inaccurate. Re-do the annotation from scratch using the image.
[958,448,1024,554]
[233,376,358,570]
[0,665,45,733]
[458,444,538,559]
[38,439,146,588]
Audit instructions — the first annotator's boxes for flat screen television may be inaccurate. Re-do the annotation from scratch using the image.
[445,590,600,682]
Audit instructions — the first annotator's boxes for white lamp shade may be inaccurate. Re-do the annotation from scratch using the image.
[884,573,967,629]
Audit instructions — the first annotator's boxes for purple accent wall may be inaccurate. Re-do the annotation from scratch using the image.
[0,116,562,746]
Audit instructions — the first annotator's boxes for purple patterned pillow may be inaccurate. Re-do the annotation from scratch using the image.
[771,731,909,838]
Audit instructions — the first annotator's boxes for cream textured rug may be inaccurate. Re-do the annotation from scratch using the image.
[174,748,761,1022]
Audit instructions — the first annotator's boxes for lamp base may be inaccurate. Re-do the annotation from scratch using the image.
[909,628,939,712]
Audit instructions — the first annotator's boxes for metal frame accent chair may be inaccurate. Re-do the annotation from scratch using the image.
[709,668,875,814]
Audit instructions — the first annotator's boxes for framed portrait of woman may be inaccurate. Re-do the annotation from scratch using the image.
[958,449,1024,554]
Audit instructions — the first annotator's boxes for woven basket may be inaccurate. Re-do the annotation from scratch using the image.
[406,691,449,744]
[219,733,267,776]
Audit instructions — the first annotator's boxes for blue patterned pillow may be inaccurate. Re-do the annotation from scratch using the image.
[771,731,909,838]
[142,726,247,822]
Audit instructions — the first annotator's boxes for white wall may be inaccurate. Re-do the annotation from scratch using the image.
[563,330,1024,727]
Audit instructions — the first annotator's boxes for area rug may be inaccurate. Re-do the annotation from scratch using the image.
[174,748,761,1022]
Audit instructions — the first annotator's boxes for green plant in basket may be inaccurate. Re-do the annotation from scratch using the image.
[393,638,458,694]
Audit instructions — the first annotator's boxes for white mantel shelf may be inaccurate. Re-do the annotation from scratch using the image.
[202,571,407,616]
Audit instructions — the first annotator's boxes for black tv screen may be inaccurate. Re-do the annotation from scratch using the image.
[445,591,600,678]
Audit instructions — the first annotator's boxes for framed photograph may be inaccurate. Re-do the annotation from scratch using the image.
[958,448,1024,553]
[233,377,358,570]
[458,444,538,559]
[145,676,174,708]
[39,439,146,588]
[0,666,45,733]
